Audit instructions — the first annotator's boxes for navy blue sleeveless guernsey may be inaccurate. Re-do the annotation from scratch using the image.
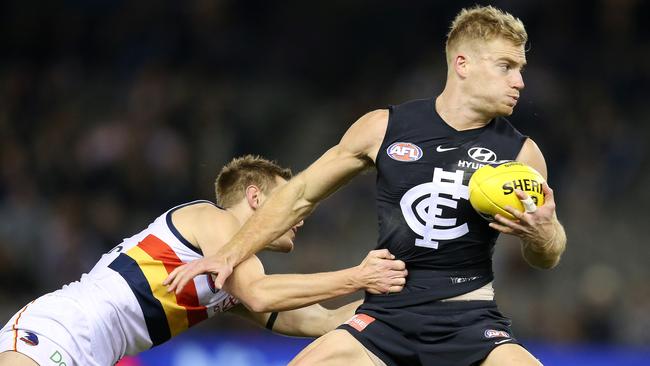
[362,97,526,310]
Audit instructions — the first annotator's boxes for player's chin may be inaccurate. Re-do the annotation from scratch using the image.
[496,104,515,116]
[268,240,294,253]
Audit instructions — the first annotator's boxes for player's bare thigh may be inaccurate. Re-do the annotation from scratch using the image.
[289,329,385,366]
[481,344,543,366]
[0,351,39,366]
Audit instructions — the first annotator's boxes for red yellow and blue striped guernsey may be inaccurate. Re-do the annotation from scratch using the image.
[84,200,239,362]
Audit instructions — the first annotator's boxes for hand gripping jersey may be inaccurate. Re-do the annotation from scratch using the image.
[363,97,526,309]
[2,201,238,366]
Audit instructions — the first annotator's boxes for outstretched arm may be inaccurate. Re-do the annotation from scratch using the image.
[165,110,389,292]
[490,138,567,269]
[230,299,363,337]
[222,249,406,313]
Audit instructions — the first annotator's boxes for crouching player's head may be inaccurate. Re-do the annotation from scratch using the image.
[215,155,301,252]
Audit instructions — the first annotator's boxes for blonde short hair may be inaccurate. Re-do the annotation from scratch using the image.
[446,5,527,60]
[215,155,292,208]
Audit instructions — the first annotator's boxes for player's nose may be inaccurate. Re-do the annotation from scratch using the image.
[511,71,525,90]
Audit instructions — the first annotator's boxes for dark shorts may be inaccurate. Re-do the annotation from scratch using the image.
[338,300,520,366]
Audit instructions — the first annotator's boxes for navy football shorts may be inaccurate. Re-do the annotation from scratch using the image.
[338,300,522,366]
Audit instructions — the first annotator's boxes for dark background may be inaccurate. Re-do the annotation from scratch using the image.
[1,0,649,348]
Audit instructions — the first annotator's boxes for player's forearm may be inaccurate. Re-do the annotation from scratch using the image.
[273,299,362,337]
[222,176,315,266]
[221,146,370,267]
[227,304,330,337]
[522,219,566,269]
[326,299,362,328]
[243,267,362,313]
[271,304,331,337]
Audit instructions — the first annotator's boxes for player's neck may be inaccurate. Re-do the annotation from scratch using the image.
[436,89,492,131]
[225,202,252,228]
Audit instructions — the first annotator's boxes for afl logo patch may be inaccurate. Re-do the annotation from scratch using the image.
[386,142,423,162]
[484,329,510,339]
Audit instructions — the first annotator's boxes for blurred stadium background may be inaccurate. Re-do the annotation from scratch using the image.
[1,0,650,365]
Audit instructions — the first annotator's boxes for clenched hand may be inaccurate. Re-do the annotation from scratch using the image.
[354,249,408,294]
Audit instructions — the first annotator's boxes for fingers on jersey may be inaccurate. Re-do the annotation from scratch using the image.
[358,250,407,294]
[163,264,182,287]
[164,258,232,295]
[365,250,406,271]
[388,259,406,271]
[212,266,233,290]
[369,249,396,260]
[164,262,194,293]
[365,269,408,294]
[386,277,407,293]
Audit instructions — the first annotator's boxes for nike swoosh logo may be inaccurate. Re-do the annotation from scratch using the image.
[494,339,512,345]
[436,146,459,152]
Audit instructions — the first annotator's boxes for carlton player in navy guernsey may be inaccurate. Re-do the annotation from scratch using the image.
[166,5,567,366]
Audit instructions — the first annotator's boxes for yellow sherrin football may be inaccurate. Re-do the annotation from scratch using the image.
[468,161,545,221]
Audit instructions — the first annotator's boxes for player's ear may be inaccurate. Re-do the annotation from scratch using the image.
[245,185,262,209]
[453,54,469,78]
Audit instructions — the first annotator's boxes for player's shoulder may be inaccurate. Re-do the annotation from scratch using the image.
[175,202,239,235]
[493,116,526,137]
[357,97,433,124]
[175,201,219,216]
[348,108,390,137]
[341,109,389,155]
[172,202,242,252]
[193,203,237,224]
[357,108,389,125]
[385,97,437,127]
[390,97,432,111]
[515,137,547,179]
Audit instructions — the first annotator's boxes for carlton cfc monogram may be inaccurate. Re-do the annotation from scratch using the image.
[400,168,469,249]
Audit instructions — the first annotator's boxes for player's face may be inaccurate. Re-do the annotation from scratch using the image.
[261,176,304,253]
[267,218,304,253]
[466,38,526,117]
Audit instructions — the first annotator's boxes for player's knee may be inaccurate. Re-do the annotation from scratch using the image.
[290,330,374,366]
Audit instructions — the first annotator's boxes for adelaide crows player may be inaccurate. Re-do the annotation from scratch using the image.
[166,6,567,366]
[0,155,406,366]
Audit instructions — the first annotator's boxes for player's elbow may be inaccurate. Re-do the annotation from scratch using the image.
[243,297,272,313]
[534,258,560,270]
[241,285,277,313]
[526,253,561,270]
[540,243,566,269]
[288,174,315,214]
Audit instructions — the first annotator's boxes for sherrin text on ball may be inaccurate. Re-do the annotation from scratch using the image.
[468,162,545,221]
